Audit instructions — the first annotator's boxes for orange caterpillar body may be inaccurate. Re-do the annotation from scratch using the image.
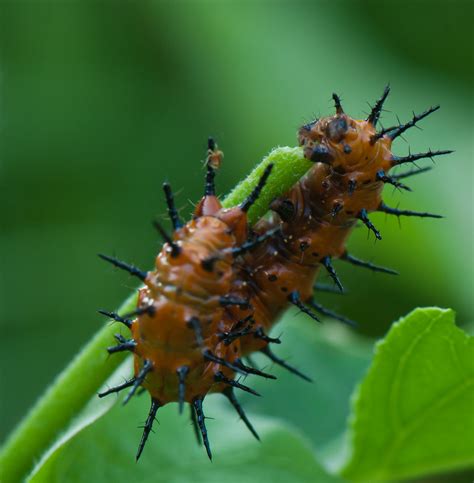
[99,154,275,459]
[233,88,450,364]
[99,88,450,460]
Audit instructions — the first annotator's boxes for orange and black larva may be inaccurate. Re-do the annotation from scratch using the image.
[98,89,451,460]
[226,86,451,370]
[98,140,278,460]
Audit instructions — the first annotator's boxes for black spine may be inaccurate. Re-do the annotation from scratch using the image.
[162,182,183,230]
[307,299,357,328]
[288,290,321,322]
[176,366,190,414]
[358,208,382,240]
[261,346,312,382]
[341,251,398,275]
[321,256,344,292]
[123,360,153,405]
[367,84,390,126]
[379,202,442,219]
[240,164,273,212]
[193,398,212,460]
[223,387,260,441]
[136,398,160,461]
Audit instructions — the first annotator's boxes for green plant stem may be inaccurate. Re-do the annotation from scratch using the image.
[0,146,310,483]
[224,146,310,224]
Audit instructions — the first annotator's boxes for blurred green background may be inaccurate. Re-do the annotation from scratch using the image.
[0,0,472,445]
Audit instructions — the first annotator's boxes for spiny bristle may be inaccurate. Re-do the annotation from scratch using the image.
[204,164,216,196]
[98,309,132,328]
[152,220,181,257]
[388,105,440,140]
[261,346,312,382]
[123,360,153,405]
[193,398,212,460]
[372,105,440,142]
[106,339,137,354]
[332,93,344,114]
[214,371,260,397]
[313,282,346,295]
[240,163,273,212]
[190,404,202,445]
[223,387,260,441]
[122,305,155,319]
[234,358,277,379]
[321,256,344,292]
[203,350,247,376]
[288,290,321,323]
[219,323,254,345]
[376,170,412,191]
[98,254,148,282]
[379,202,443,219]
[341,251,398,275]
[253,327,281,344]
[136,398,160,461]
[358,208,382,240]
[176,366,189,415]
[98,378,136,398]
[187,317,204,347]
[162,182,183,231]
[391,166,432,180]
[307,299,357,328]
[391,149,453,166]
[367,84,390,126]
[232,227,281,257]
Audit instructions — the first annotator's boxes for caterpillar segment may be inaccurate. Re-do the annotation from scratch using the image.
[99,141,274,460]
[98,88,451,461]
[228,87,450,374]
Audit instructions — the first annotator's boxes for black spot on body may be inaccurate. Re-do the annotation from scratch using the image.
[272,198,295,222]
[299,241,309,252]
[310,144,333,164]
[327,117,348,142]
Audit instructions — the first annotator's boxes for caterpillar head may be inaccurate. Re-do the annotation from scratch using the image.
[298,95,393,177]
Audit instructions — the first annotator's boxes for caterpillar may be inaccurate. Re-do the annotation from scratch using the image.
[98,87,451,460]
[230,86,451,366]
[98,142,278,460]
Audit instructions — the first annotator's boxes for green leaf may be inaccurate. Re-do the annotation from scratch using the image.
[28,396,342,483]
[240,315,372,455]
[26,359,132,480]
[342,307,474,481]
[0,291,138,483]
